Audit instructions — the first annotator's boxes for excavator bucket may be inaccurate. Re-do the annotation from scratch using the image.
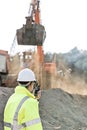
[16,19,46,46]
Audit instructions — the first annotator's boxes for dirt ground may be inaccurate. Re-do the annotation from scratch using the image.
[0,83,87,130]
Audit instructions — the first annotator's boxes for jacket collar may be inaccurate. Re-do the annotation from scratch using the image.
[15,85,35,99]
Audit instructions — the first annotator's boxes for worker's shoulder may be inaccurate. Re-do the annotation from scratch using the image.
[28,97,37,101]
[22,98,38,108]
[25,97,38,104]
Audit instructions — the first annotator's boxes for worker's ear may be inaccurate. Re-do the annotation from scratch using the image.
[29,82,32,85]
[27,82,33,91]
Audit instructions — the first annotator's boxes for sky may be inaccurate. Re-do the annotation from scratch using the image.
[0,0,87,54]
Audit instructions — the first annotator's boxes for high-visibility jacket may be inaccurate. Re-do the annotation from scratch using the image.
[4,85,43,130]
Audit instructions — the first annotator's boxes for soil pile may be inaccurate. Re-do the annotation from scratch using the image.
[0,87,14,130]
[0,87,87,130]
[40,89,87,130]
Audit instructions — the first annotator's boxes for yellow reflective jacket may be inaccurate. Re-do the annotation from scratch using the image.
[4,86,43,130]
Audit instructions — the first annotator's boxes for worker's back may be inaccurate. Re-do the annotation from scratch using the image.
[4,86,43,130]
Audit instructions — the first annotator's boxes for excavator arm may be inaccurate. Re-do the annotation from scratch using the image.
[16,0,46,63]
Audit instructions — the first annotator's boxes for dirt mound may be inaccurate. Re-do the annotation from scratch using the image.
[0,87,14,130]
[40,89,87,130]
[0,87,87,130]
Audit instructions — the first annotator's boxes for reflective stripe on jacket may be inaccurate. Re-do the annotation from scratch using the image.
[4,86,43,130]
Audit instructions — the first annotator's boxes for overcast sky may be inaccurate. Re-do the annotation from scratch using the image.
[0,0,87,54]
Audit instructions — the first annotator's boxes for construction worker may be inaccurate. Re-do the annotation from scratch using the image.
[4,68,43,130]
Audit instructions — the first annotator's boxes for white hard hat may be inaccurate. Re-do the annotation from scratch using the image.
[17,68,36,82]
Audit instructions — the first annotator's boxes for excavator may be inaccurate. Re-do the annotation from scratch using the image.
[16,0,57,89]
[16,0,46,88]
[0,0,57,88]
[16,0,46,64]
